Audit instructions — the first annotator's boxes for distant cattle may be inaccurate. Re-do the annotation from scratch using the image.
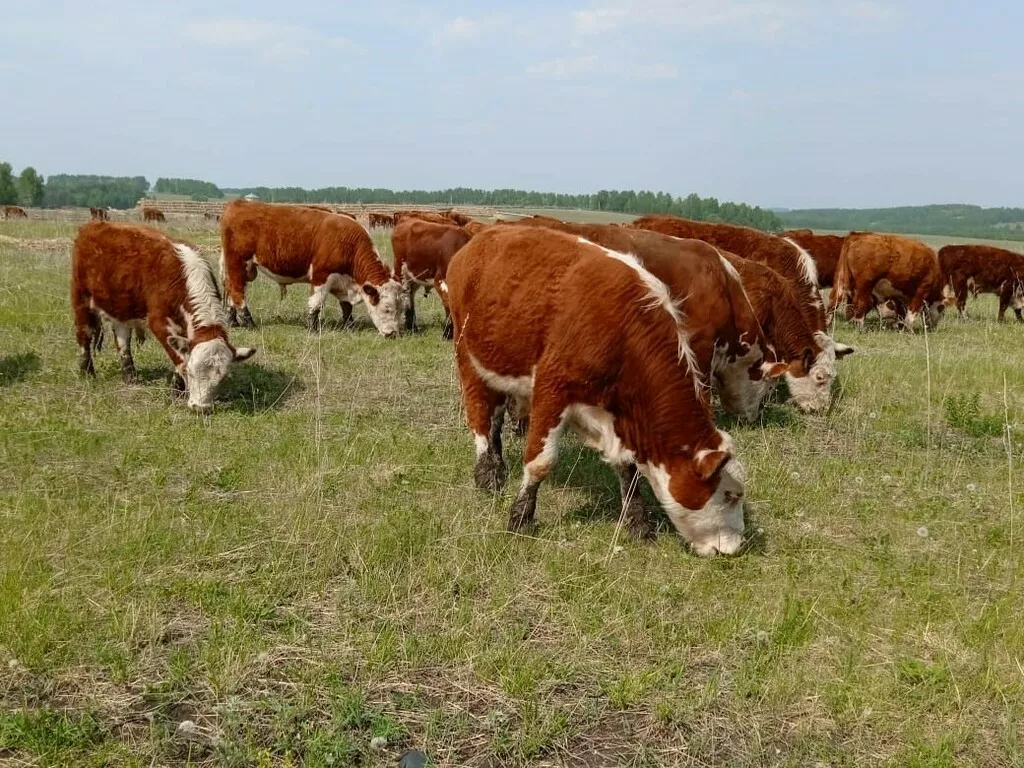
[629,215,851,408]
[503,216,777,420]
[441,210,471,226]
[830,233,946,330]
[71,221,256,412]
[89,207,109,221]
[394,210,449,226]
[142,207,166,223]
[391,219,472,338]
[447,225,747,555]
[204,212,221,222]
[782,229,845,287]
[219,199,404,336]
[939,244,1024,322]
[3,205,27,219]
[369,213,395,229]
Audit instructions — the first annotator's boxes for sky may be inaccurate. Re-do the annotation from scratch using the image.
[2,0,1022,209]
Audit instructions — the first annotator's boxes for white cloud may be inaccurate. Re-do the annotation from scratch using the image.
[432,16,482,47]
[569,1,805,40]
[634,62,679,80]
[572,8,629,37]
[526,55,601,79]
[185,19,363,59]
[843,1,897,21]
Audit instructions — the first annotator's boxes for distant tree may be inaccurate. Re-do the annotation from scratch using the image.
[17,167,44,207]
[155,177,222,198]
[0,162,17,205]
[43,175,149,209]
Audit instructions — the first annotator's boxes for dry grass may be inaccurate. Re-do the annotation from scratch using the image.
[1,217,1023,767]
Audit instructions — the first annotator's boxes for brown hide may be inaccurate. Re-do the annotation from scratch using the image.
[783,229,844,287]
[938,244,1024,321]
[392,219,472,334]
[4,205,28,219]
[142,207,166,223]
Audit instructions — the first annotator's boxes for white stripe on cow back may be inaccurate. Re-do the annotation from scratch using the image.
[173,244,228,330]
[576,237,702,383]
[782,237,819,289]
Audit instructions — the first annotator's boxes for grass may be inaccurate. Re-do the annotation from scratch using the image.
[1,217,1023,766]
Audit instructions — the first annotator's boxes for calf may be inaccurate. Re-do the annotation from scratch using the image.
[938,244,1024,321]
[506,216,783,420]
[142,207,166,223]
[89,206,109,222]
[71,222,256,413]
[219,199,404,336]
[830,233,946,331]
[448,225,747,556]
[391,218,472,338]
[3,205,28,219]
[782,229,844,287]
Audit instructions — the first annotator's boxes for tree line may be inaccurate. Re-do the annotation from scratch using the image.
[222,185,784,231]
[0,163,45,208]
[779,204,1024,243]
[153,177,223,200]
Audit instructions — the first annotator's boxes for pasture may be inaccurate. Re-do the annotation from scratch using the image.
[1,216,1023,767]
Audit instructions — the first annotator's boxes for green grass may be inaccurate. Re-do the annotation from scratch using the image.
[1,219,1023,766]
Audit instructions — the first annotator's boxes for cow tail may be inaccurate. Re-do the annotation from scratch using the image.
[828,245,852,323]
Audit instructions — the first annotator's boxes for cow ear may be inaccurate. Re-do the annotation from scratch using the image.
[363,283,381,306]
[234,346,257,362]
[695,450,730,482]
[834,343,855,358]
[760,361,790,379]
[168,335,190,358]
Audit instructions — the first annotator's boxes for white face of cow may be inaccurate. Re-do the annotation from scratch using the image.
[715,347,770,423]
[924,300,946,329]
[184,339,256,413]
[785,333,838,413]
[362,279,405,338]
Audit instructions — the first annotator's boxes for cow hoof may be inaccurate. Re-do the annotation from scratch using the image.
[122,372,141,385]
[507,497,538,533]
[240,308,256,329]
[473,452,507,493]
[627,518,656,542]
[227,307,239,327]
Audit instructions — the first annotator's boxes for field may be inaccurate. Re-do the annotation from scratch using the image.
[1,215,1023,767]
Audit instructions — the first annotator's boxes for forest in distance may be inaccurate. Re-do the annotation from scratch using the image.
[5,160,1024,241]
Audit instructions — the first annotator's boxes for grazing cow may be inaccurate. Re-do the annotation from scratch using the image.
[938,244,1024,322]
[830,233,946,330]
[504,216,779,420]
[719,253,844,412]
[142,207,166,223]
[391,219,472,338]
[219,199,404,336]
[782,229,845,287]
[630,215,852,406]
[89,206,109,221]
[71,222,256,413]
[441,211,471,226]
[447,225,747,556]
[3,205,28,219]
[204,212,221,222]
[394,210,449,226]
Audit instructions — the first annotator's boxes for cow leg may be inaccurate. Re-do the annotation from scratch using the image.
[340,301,354,328]
[850,287,874,331]
[111,321,139,384]
[458,362,508,492]
[997,284,1011,323]
[956,284,970,320]
[404,284,418,332]
[509,392,568,533]
[617,463,654,541]
[307,279,334,331]
[441,306,454,340]
[73,293,101,377]
[146,316,187,396]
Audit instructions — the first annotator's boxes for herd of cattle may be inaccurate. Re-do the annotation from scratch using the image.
[59,200,1023,556]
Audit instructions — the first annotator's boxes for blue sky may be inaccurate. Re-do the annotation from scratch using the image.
[3,0,1021,208]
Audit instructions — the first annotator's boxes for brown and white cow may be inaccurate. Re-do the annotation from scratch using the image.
[89,206,109,222]
[142,207,166,223]
[830,233,946,331]
[782,229,845,287]
[448,225,747,556]
[71,221,256,413]
[629,215,853,409]
[3,205,28,219]
[368,213,395,229]
[503,216,778,420]
[938,244,1024,322]
[391,218,472,338]
[219,199,404,336]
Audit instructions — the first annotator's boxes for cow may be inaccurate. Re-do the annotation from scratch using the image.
[441,210,471,226]
[71,221,256,413]
[3,205,28,219]
[938,244,1024,322]
[502,216,779,420]
[782,229,845,287]
[89,206,109,221]
[629,215,852,407]
[829,233,946,331]
[391,219,472,338]
[142,207,166,223]
[394,210,449,226]
[447,225,747,556]
[218,199,404,336]
[463,220,490,236]
[204,212,221,222]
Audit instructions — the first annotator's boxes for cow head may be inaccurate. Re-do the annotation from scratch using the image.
[171,336,257,413]
[784,332,852,413]
[714,342,771,423]
[923,299,946,329]
[361,279,405,338]
[646,432,747,557]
